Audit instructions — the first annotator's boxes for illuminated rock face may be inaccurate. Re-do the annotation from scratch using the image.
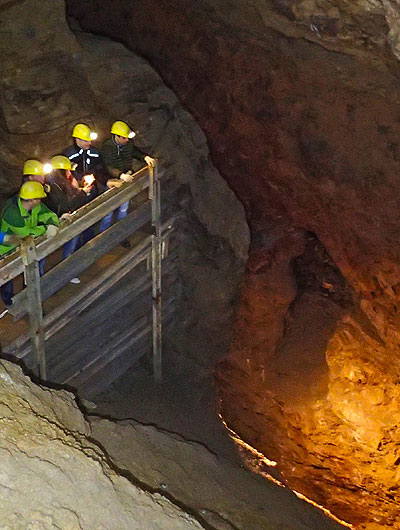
[66,0,400,527]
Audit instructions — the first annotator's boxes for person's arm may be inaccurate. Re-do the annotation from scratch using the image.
[131,144,146,162]
[37,203,60,227]
[0,232,19,246]
[131,144,155,170]
[0,201,48,241]
[101,141,122,179]
[49,179,89,214]
[106,165,120,178]
[91,151,112,191]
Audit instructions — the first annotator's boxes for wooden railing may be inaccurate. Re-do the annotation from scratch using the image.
[0,163,169,384]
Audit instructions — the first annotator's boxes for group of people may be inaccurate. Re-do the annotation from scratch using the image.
[0,120,155,307]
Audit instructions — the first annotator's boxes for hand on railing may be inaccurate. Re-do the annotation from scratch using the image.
[82,183,94,195]
[60,213,73,221]
[45,225,59,239]
[106,178,124,189]
[144,156,156,169]
[119,172,134,183]
[3,234,21,246]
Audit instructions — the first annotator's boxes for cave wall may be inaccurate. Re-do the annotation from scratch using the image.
[66,1,400,527]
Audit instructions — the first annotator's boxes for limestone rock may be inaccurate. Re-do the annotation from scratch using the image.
[0,360,203,529]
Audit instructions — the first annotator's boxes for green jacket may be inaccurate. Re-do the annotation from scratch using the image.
[0,196,59,255]
[101,137,146,175]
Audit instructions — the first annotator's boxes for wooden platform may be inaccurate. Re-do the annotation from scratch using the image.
[0,164,177,396]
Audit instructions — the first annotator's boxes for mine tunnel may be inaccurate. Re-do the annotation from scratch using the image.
[0,0,399,529]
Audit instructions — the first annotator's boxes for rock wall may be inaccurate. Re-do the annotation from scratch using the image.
[0,360,203,529]
[66,0,400,527]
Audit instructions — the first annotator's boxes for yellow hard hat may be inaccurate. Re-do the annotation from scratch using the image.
[72,123,97,142]
[23,159,43,176]
[111,120,135,139]
[51,155,74,171]
[19,181,47,200]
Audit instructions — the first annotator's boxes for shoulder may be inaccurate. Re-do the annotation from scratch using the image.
[88,147,101,158]
[38,201,58,219]
[2,197,24,226]
[101,138,113,150]
[63,145,79,159]
[89,146,101,154]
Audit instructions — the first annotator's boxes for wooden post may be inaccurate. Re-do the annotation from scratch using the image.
[20,237,46,379]
[150,160,162,381]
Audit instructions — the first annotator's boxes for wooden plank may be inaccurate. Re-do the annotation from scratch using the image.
[47,275,154,377]
[4,244,151,356]
[78,308,175,398]
[61,315,150,386]
[82,334,152,398]
[9,201,152,318]
[47,273,177,380]
[0,168,149,285]
[5,220,177,355]
[20,237,46,379]
[43,266,177,370]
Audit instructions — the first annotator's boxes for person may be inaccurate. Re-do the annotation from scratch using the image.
[63,123,117,244]
[21,159,54,276]
[0,181,59,307]
[45,155,94,285]
[63,123,109,195]
[45,155,94,219]
[100,120,156,247]
[22,158,52,190]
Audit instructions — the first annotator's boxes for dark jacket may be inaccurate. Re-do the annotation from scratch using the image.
[63,143,109,192]
[101,137,146,176]
[44,171,92,216]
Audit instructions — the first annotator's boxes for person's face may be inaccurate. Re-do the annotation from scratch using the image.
[76,138,91,150]
[65,169,72,179]
[115,135,129,146]
[22,198,41,211]
[28,174,45,184]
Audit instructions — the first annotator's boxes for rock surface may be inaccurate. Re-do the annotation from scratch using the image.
[89,415,344,530]
[66,0,400,527]
[0,360,203,529]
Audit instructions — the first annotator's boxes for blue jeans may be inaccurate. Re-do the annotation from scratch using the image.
[98,201,129,233]
[62,228,94,259]
[1,258,45,307]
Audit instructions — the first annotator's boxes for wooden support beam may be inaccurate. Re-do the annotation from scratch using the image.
[9,201,152,319]
[0,168,149,286]
[62,315,150,386]
[20,237,46,379]
[150,161,163,381]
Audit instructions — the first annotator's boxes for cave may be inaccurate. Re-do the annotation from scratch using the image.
[1,0,400,528]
